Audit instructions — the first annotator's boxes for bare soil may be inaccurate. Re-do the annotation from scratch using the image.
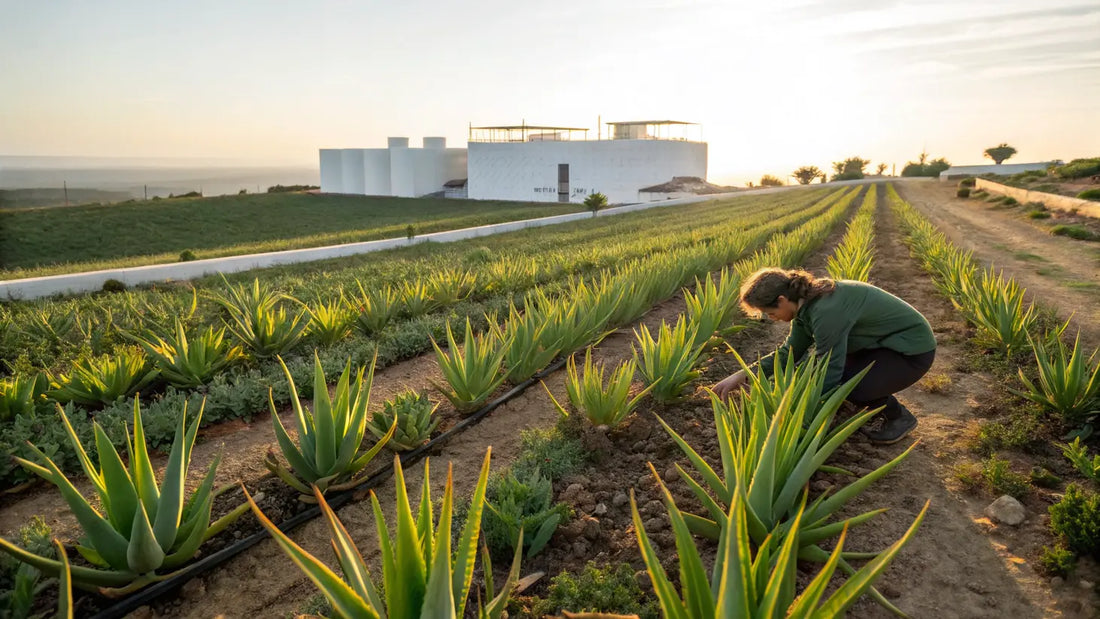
[898,182,1100,350]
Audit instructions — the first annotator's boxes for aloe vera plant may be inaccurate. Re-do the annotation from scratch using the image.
[128,319,243,388]
[660,355,916,613]
[546,348,653,428]
[212,278,309,357]
[633,316,704,403]
[353,282,400,335]
[47,348,157,407]
[959,268,1037,357]
[0,399,246,594]
[0,373,48,421]
[1015,335,1100,426]
[684,269,741,349]
[492,300,563,384]
[484,468,568,559]
[307,297,356,346]
[431,318,509,414]
[401,279,441,317]
[265,354,396,498]
[366,389,440,451]
[631,463,929,618]
[427,268,478,306]
[246,450,522,619]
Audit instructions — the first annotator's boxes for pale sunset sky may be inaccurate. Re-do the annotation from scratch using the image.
[1,0,1097,185]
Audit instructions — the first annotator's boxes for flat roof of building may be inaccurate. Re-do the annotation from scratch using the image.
[470,124,589,131]
[605,120,697,125]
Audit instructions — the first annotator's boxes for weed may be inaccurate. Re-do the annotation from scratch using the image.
[483,468,570,559]
[101,278,127,293]
[530,562,660,619]
[1050,484,1100,558]
[1039,545,1076,577]
[982,454,1030,498]
[1077,189,1100,201]
[917,372,952,393]
[1027,209,1052,220]
[178,249,197,262]
[1052,225,1100,242]
[976,412,1045,455]
[953,461,984,492]
[512,425,588,482]
[957,187,971,198]
[1002,197,1019,206]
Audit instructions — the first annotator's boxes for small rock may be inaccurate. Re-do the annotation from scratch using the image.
[810,480,832,494]
[637,474,654,488]
[1079,579,1094,590]
[130,607,154,619]
[984,495,1026,526]
[1051,576,1065,588]
[561,483,585,502]
[594,502,609,516]
[633,440,648,452]
[663,467,679,482]
[643,516,667,532]
[644,500,664,516]
[634,570,650,590]
[571,541,589,558]
[965,581,988,595]
[613,492,630,507]
[583,519,601,540]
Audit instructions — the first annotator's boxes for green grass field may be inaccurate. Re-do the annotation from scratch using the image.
[0,192,584,278]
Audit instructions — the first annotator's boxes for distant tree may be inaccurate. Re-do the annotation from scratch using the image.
[984,143,1018,165]
[760,174,784,187]
[792,166,823,185]
[875,163,888,175]
[584,191,608,215]
[901,152,951,177]
[831,157,869,181]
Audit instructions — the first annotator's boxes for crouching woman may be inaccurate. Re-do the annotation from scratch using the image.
[713,268,937,444]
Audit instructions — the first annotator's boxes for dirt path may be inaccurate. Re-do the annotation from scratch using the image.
[897,182,1100,349]
[829,195,1096,618]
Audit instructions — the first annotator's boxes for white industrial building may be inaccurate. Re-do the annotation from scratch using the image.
[319,137,467,197]
[318,120,707,204]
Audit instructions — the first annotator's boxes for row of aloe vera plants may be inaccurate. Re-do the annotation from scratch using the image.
[0,190,846,491]
[827,183,877,282]
[0,188,860,612]
[238,183,931,617]
[887,184,1100,435]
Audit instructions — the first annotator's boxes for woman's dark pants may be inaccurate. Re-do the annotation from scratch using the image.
[840,348,936,419]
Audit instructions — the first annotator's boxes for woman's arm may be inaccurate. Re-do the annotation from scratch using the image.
[754,319,814,379]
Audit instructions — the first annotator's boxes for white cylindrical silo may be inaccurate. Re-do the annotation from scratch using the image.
[319,149,344,193]
[423,137,446,149]
[388,137,410,149]
[340,149,366,195]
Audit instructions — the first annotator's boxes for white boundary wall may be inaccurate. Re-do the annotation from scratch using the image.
[975,178,1100,218]
[0,177,923,301]
[467,139,707,205]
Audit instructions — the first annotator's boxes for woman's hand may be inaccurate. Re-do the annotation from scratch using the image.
[714,370,750,400]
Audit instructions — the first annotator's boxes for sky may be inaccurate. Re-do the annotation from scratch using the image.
[1,0,1097,185]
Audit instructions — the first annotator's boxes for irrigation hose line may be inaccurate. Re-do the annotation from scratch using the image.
[89,357,569,619]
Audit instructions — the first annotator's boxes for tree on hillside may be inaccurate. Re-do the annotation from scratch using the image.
[875,163,888,175]
[831,157,869,181]
[760,174,784,187]
[792,166,823,185]
[984,143,1018,165]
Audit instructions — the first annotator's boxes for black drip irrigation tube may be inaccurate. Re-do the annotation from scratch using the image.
[89,357,570,619]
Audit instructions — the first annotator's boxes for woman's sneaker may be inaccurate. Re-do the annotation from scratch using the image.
[865,406,918,445]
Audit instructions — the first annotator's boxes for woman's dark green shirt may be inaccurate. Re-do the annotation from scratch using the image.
[756,280,936,390]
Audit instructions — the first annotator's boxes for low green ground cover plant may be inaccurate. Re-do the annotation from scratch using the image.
[530,562,659,619]
[1050,484,1100,559]
[1077,189,1100,201]
[981,454,1030,498]
[1051,224,1099,241]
